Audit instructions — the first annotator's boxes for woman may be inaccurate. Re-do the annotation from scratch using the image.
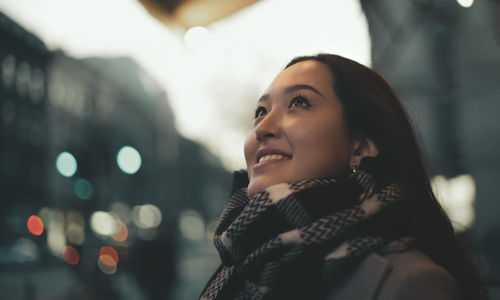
[200,54,485,299]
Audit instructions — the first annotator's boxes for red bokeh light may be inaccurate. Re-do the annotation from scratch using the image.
[62,246,80,265]
[27,215,44,236]
[99,246,119,266]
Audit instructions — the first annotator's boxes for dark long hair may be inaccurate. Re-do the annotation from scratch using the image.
[286,54,486,299]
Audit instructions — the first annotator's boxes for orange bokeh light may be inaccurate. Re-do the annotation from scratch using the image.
[111,220,128,242]
[99,246,119,266]
[97,256,117,275]
[100,255,117,266]
[27,215,44,236]
[62,246,80,265]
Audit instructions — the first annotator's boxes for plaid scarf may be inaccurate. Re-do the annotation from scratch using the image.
[200,166,404,300]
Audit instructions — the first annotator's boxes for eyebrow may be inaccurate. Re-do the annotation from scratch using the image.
[257,84,325,103]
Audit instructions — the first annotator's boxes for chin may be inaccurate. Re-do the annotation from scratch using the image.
[246,176,286,197]
[246,182,261,197]
[246,179,270,197]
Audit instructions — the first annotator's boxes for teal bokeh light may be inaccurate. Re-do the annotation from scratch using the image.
[116,146,142,174]
[74,178,93,200]
[56,152,77,177]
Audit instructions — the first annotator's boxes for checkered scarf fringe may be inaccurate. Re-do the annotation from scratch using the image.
[200,169,402,300]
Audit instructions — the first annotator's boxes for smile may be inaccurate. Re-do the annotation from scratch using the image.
[254,154,291,169]
[258,154,290,163]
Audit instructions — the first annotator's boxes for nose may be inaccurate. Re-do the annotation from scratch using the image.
[255,109,281,141]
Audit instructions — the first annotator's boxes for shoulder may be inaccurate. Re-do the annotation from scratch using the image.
[375,239,460,300]
[326,238,460,300]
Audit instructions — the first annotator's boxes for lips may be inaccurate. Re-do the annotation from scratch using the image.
[255,148,292,164]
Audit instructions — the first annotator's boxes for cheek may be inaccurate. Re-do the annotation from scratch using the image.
[291,119,341,150]
[292,120,352,176]
[243,132,257,169]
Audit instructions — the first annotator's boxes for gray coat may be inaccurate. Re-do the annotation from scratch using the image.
[327,238,460,300]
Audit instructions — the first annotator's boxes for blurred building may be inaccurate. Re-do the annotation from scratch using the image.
[0,11,230,300]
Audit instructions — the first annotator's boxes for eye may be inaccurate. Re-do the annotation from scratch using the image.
[254,106,267,119]
[289,95,311,108]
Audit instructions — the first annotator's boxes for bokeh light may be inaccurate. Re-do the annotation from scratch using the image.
[38,207,51,228]
[97,256,117,275]
[431,174,476,232]
[99,246,119,266]
[66,210,85,245]
[90,211,117,236]
[131,204,162,229]
[62,245,79,265]
[116,146,142,174]
[74,178,93,200]
[184,26,209,51]
[178,209,205,240]
[48,226,66,256]
[56,151,78,177]
[46,209,66,256]
[457,0,473,8]
[111,220,128,242]
[27,215,44,236]
[110,202,131,224]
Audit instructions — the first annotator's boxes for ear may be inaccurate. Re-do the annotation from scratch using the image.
[351,137,378,166]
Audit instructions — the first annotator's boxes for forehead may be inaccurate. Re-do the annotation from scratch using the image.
[266,60,335,94]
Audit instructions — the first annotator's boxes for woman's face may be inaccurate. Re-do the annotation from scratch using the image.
[244,60,356,196]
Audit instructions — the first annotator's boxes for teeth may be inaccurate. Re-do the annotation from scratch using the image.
[258,154,289,163]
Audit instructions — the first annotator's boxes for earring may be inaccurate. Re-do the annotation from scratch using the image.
[351,162,359,173]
